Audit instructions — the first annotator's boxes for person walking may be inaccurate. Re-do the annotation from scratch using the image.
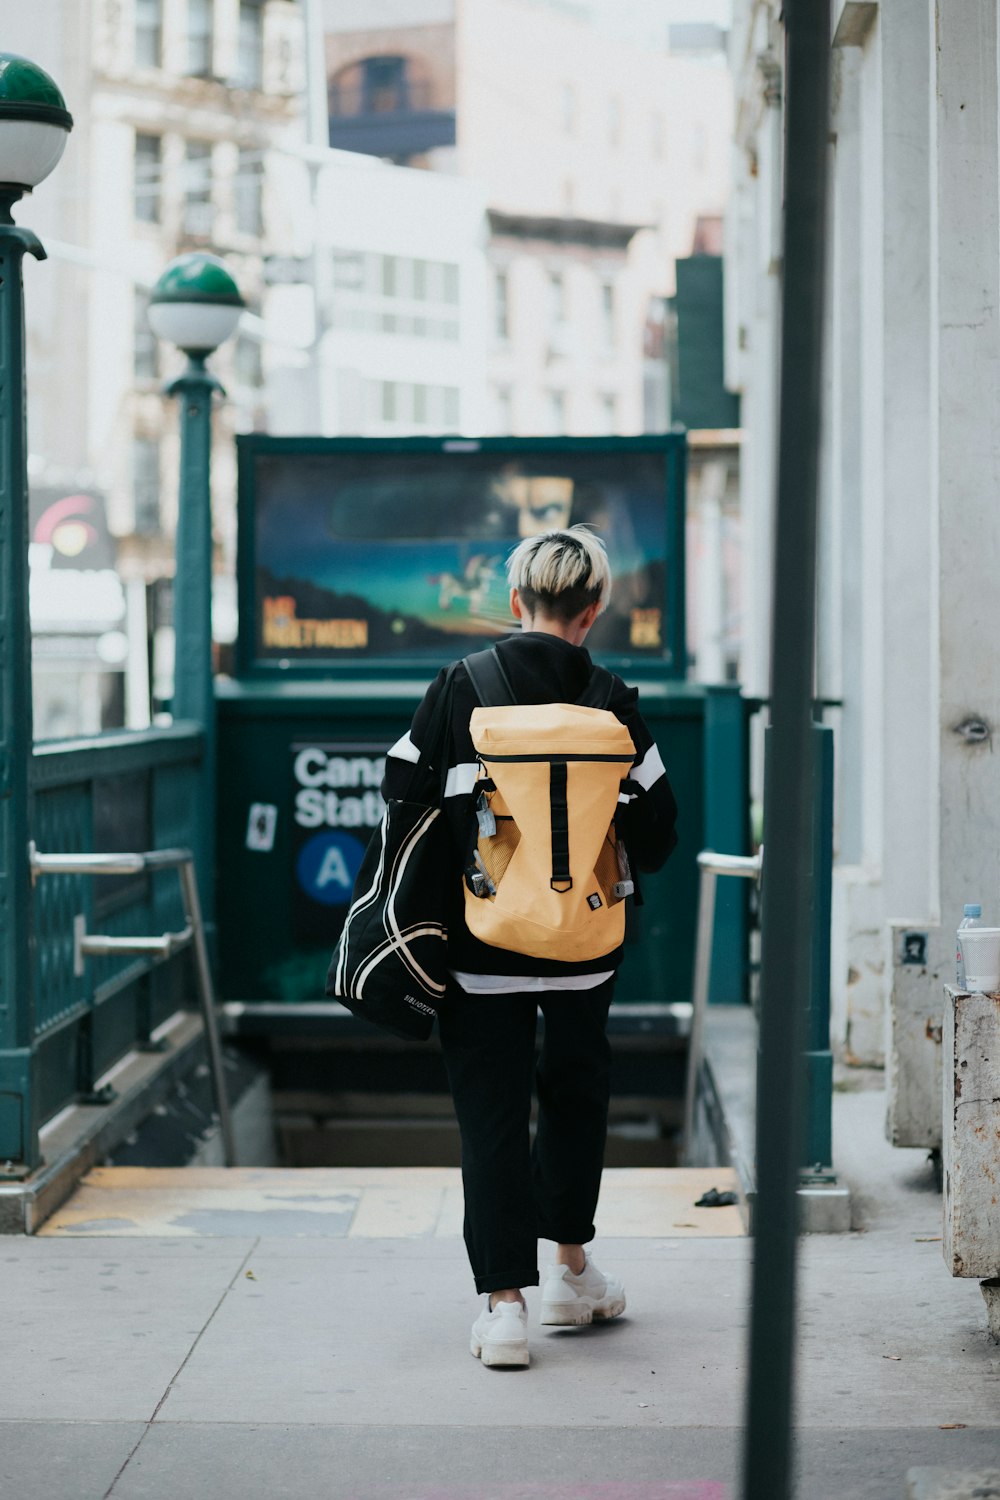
[382,526,678,1367]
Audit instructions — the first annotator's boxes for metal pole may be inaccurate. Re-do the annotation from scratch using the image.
[741,3,831,1498]
[179,860,236,1166]
[0,190,45,1172]
[683,851,763,1165]
[168,356,220,938]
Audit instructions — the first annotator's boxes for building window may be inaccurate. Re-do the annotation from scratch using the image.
[608,97,622,147]
[135,0,162,69]
[134,133,162,224]
[188,0,213,76]
[132,437,161,535]
[134,288,159,380]
[183,141,213,237]
[234,328,262,389]
[331,252,461,340]
[494,270,509,340]
[548,271,566,327]
[235,0,264,89]
[693,122,707,172]
[548,390,566,434]
[235,149,263,236]
[495,386,513,434]
[601,281,616,347]
[561,83,576,135]
[364,56,409,114]
[600,393,617,432]
[369,380,460,429]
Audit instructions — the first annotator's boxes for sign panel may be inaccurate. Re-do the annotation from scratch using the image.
[291,743,386,945]
[238,436,685,674]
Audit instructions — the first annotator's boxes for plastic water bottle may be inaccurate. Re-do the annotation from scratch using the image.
[956,904,984,988]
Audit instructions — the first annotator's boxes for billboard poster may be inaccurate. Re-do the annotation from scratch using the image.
[241,440,681,670]
[291,742,386,946]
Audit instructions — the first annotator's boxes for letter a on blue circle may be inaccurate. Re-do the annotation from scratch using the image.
[296,831,365,906]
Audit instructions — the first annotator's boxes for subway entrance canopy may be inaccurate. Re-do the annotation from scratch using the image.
[216,433,749,1023]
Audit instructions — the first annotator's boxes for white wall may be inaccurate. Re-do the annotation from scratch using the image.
[728,0,1000,1090]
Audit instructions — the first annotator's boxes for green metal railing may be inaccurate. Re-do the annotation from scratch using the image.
[0,725,204,1172]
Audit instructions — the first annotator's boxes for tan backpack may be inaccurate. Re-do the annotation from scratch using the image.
[462,648,636,963]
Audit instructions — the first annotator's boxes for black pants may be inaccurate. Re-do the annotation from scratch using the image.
[438,978,615,1295]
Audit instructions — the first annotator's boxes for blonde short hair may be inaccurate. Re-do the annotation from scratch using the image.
[505,525,611,624]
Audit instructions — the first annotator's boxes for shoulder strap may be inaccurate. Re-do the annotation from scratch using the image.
[463,646,516,707]
[576,663,615,711]
[406,660,459,802]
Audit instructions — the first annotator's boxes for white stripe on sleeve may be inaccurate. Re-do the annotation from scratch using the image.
[387,731,421,764]
[630,742,666,791]
[444,762,481,798]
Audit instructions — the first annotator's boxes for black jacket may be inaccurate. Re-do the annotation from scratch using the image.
[382,632,679,978]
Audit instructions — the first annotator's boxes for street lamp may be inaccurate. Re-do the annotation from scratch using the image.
[0,53,73,1173]
[149,252,244,941]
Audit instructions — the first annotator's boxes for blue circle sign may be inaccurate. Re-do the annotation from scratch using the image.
[295,831,365,906]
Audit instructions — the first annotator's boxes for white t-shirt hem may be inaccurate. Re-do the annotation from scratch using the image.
[449,969,614,995]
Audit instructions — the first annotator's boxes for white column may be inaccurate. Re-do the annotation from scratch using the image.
[880,0,935,921]
[934,0,1000,977]
[694,459,726,684]
[826,28,889,1067]
[878,0,940,1143]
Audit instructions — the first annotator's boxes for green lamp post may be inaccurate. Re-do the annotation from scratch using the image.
[0,54,73,1172]
[149,253,243,941]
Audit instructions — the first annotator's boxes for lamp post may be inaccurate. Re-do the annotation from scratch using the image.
[0,53,72,1173]
[148,253,243,942]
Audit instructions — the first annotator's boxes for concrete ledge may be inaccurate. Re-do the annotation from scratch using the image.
[907,1470,1000,1499]
[698,1005,853,1233]
[0,1011,207,1234]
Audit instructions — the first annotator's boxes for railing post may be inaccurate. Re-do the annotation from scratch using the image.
[169,356,220,938]
[0,205,43,1173]
[704,683,750,1003]
[804,723,835,1174]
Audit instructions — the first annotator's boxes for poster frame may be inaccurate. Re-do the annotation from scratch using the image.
[235,432,687,679]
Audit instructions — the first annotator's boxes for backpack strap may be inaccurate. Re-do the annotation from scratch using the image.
[577,663,616,710]
[463,646,516,707]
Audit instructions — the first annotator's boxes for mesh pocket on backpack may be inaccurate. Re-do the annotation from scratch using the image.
[476,815,520,891]
[595,830,624,906]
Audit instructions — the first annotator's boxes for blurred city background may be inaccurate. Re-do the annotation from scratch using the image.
[10,0,738,740]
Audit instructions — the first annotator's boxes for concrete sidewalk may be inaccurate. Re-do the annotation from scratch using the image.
[2,1083,998,1500]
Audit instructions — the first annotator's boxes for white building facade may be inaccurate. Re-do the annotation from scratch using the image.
[11,0,307,731]
[322,0,733,437]
[727,1,1000,1135]
[266,149,490,439]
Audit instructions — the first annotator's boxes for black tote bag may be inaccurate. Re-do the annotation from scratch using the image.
[325,665,458,1041]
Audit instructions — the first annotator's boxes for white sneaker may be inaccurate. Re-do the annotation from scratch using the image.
[539,1253,626,1326]
[470,1296,530,1367]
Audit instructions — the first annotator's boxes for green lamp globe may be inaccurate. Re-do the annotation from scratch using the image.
[148,253,245,357]
[0,53,73,191]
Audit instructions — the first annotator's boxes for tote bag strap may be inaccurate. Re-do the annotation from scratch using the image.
[404,660,460,805]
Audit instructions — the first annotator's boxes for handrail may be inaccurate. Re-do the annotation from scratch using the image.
[28,842,236,1167]
[682,847,764,1164]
